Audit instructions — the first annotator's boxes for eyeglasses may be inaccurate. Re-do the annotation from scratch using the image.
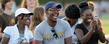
[19,13,33,17]
[51,28,58,38]
[48,8,60,12]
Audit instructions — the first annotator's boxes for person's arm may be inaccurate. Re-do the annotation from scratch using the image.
[0,26,2,38]
[75,28,94,44]
[1,33,10,44]
[97,19,106,43]
[35,40,42,44]
[75,22,95,44]
[98,30,106,43]
[64,20,73,44]
[1,26,11,44]
[64,36,72,44]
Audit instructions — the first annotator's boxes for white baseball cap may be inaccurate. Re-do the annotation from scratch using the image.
[15,8,33,17]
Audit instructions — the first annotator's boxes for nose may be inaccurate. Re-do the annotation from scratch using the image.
[54,10,60,14]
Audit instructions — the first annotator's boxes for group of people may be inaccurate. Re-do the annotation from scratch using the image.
[0,0,107,44]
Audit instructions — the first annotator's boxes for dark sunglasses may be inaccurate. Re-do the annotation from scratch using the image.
[18,13,33,19]
[51,28,58,38]
[19,13,33,17]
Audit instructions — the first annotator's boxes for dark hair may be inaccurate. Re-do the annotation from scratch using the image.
[79,1,89,14]
[1,0,11,10]
[65,4,80,19]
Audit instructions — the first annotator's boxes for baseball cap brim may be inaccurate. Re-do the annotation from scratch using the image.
[15,8,33,17]
[45,2,62,11]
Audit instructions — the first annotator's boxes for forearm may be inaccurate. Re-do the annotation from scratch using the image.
[35,40,42,44]
[1,37,9,44]
[80,30,94,44]
[0,32,3,38]
[98,31,106,43]
[65,36,72,44]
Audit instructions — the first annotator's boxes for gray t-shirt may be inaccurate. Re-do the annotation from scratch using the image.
[34,19,73,44]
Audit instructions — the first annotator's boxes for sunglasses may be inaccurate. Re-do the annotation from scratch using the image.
[51,28,58,38]
[19,13,33,17]
[18,13,33,19]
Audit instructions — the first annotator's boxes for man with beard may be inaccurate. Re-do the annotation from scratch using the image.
[34,1,72,44]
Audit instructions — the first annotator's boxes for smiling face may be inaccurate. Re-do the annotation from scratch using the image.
[82,9,93,23]
[5,0,13,10]
[27,0,36,12]
[46,8,60,22]
[17,14,31,25]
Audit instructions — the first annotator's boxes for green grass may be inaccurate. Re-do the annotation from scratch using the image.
[99,14,109,44]
[102,20,109,35]
[100,14,109,35]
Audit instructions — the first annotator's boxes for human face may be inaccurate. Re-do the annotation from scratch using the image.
[47,8,60,22]
[5,0,13,10]
[82,9,93,23]
[27,0,36,12]
[19,14,31,25]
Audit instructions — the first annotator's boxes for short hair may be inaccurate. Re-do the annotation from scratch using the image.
[65,4,80,19]
[79,1,90,14]
[1,0,11,10]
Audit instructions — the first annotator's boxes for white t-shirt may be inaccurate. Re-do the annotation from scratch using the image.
[62,17,79,44]
[71,22,78,44]
[3,24,33,44]
[34,19,73,44]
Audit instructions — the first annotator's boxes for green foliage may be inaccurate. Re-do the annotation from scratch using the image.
[39,0,88,5]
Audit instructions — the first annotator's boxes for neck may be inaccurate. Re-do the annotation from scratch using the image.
[83,20,90,26]
[4,9,12,15]
[17,23,25,33]
[68,19,77,27]
[47,19,57,27]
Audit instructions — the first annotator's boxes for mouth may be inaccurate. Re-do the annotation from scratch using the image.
[87,19,92,22]
[53,16,57,19]
[52,14,58,19]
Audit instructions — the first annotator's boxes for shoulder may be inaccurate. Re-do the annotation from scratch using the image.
[76,23,84,29]
[58,19,69,25]
[35,20,47,31]
[4,25,17,31]
[3,25,17,34]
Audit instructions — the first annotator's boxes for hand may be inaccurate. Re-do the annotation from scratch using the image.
[21,40,29,44]
[89,20,96,32]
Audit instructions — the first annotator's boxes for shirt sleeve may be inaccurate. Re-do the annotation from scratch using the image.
[28,30,33,42]
[75,24,83,30]
[3,33,10,38]
[63,20,73,38]
[3,27,11,38]
[34,27,43,41]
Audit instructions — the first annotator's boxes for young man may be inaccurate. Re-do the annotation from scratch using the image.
[64,4,81,44]
[1,8,33,44]
[34,1,72,44]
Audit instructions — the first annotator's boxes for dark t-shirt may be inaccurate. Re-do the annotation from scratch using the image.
[0,13,15,41]
[0,15,8,33]
[0,13,15,32]
[75,23,100,44]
